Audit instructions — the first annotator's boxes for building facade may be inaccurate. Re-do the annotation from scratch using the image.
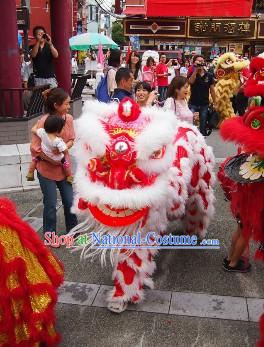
[123,0,264,58]
[16,0,88,37]
[16,0,51,36]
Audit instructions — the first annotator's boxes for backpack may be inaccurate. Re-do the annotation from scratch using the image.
[207,105,220,129]
[95,68,114,103]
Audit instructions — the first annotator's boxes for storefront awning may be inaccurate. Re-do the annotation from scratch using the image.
[123,5,146,15]
[146,0,253,18]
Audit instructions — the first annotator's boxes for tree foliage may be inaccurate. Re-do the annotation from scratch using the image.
[112,21,125,46]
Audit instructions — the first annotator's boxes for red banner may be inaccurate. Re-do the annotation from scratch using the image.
[146,0,253,18]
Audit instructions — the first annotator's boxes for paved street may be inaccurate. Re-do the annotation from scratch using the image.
[1,130,263,347]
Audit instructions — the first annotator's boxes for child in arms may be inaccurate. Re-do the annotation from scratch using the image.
[27,115,73,183]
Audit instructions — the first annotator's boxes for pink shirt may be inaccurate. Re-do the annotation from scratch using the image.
[156,63,168,87]
[164,98,194,124]
[142,65,156,88]
[31,113,75,181]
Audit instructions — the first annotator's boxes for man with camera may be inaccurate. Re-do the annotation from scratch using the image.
[188,55,216,136]
[30,26,59,88]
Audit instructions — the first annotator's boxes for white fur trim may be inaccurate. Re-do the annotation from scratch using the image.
[74,169,170,210]
[135,107,177,160]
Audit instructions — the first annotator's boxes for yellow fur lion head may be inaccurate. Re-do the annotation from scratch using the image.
[215,52,248,80]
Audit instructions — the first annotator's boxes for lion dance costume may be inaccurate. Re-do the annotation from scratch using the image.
[218,54,264,346]
[71,98,215,313]
[0,198,64,346]
[215,52,249,123]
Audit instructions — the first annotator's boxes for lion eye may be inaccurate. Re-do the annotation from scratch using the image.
[251,118,262,129]
[150,146,166,159]
[114,141,128,154]
[225,58,233,65]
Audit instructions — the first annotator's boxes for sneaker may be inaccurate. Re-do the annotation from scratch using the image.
[223,259,251,273]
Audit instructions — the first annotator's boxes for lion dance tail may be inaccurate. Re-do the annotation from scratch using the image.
[0,198,64,347]
[215,79,239,123]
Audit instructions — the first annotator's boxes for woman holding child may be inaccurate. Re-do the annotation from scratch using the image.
[30,88,78,235]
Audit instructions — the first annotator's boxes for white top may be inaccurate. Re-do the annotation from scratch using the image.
[36,128,67,161]
[107,67,117,94]
[21,61,33,82]
[84,57,91,72]
[71,58,78,68]
[164,98,194,123]
[71,58,78,73]
[168,66,175,84]
[180,67,188,77]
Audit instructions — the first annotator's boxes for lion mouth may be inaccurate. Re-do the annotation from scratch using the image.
[88,204,149,227]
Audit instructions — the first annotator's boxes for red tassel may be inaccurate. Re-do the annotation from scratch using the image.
[258,313,264,347]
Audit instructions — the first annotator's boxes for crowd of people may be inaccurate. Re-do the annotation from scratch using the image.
[97,49,221,136]
[18,32,253,248]
[20,41,252,245]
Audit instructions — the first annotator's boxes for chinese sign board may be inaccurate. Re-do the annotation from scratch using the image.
[16,7,30,30]
[124,19,186,37]
[188,19,256,39]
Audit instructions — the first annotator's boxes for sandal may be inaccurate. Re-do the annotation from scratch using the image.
[223,259,251,273]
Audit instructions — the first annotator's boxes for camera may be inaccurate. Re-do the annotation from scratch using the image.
[196,62,206,67]
[42,33,50,41]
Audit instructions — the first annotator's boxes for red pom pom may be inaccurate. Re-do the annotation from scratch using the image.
[118,98,141,122]
[78,198,89,210]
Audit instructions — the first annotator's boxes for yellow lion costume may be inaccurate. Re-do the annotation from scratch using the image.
[215,52,249,123]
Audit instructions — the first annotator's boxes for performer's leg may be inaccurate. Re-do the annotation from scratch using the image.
[224,223,250,272]
[227,221,250,266]
[227,227,240,261]
[108,248,156,313]
[229,234,248,267]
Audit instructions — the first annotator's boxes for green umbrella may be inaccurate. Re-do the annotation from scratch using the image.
[69,33,118,50]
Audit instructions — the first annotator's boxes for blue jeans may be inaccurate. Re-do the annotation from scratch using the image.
[158,86,168,102]
[189,104,209,136]
[37,172,78,233]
